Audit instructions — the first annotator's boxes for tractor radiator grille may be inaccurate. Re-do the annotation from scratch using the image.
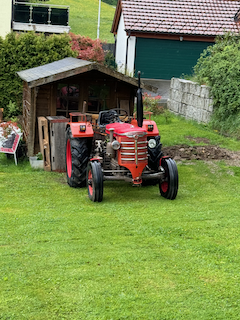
[120,136,148,164]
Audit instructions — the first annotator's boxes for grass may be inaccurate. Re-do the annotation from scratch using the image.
[1,114,240,319]
[47,0,116,42]
[154,114,240,150]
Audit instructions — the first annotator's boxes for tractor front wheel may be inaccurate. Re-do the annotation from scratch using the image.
[66,127,89,188]
[159,158,178,200]
[87,161,103,202]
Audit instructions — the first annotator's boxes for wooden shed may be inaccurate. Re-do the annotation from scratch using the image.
[17,57,155,156]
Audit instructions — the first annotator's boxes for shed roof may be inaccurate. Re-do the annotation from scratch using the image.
[17,57,157,92]
[112,0,240,38]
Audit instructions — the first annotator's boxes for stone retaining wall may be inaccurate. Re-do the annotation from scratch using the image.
[167,78,213,123]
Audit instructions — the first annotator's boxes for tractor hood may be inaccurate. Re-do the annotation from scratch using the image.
[105,123,146,137]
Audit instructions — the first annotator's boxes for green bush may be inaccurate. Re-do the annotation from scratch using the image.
[103,51,117,70]
[0,32,75,118]
[194,32,240,136]
[143,93,163,115]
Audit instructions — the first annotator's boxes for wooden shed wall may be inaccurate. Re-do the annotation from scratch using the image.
[23,72,138,156]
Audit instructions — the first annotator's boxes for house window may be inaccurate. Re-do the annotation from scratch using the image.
[56,83,79,117]
[88,85,110,113]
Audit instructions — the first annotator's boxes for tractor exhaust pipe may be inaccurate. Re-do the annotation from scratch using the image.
[136,71,143,127]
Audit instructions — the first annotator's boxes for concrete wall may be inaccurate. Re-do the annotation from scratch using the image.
[167,78,213,123]
[0,0,12,38]
[115,13,136,75]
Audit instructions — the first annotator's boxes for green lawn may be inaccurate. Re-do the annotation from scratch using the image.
[47,0,116,42]
[1,115,240,319]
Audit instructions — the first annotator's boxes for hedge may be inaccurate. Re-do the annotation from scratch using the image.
[0,32,75,118]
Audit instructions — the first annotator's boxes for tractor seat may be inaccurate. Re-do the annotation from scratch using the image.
[97,110,120,127]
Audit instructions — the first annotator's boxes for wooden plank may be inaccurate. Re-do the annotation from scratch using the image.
[47,116,69,172]
[27,87,35,156]
[31,87,37,156]
[38,116,51,171]
[0,108,3,123]
[50,83,57,116]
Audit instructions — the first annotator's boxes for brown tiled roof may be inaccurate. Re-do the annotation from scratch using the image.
[112,0,240,37]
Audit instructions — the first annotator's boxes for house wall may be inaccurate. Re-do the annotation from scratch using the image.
[0,0,12,38]
[134,38,214,80]
[167,78,213,123]
[115,13,136,75]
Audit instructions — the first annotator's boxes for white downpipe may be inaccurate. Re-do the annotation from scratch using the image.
[97,0,101,39]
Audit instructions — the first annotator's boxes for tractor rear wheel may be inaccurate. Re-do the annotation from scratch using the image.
[66,127,89,188]
[159,158,178,200]
[87,161,103,202]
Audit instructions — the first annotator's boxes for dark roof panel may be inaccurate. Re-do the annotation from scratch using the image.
[17,58,92,84]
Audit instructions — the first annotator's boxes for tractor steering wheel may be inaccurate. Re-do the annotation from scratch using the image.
[111,108,128,121]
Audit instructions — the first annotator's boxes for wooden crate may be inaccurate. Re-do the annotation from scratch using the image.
[38,116,51,171]
[46,116,69,172]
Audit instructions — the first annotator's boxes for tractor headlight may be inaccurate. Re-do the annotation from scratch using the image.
[111,140,121,150]
[148,139,156,149]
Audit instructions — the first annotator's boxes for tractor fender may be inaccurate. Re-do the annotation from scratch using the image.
[131,118,159,136]
[159,156,170,166]
[68,122,94,138]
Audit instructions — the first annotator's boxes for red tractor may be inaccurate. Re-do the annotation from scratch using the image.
[65,73,178,202]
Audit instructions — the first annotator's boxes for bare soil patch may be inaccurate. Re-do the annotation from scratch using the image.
[162,136,240,166]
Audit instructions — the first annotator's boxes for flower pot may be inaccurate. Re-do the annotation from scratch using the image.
[29,156,44,169]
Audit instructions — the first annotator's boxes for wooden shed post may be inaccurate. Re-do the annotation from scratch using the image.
[0,108,3,122]
[28,87,38,156]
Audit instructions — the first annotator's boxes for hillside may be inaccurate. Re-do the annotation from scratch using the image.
[47,0,116,42]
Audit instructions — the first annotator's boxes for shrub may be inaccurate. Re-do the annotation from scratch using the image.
[70,32,105,63]
[0,32,75,118]
[4,101,18,119]
[143,93,162,115]
[103,51,117,70]
[194,32,240,135]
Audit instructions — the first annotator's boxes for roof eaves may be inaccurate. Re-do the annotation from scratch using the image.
[111,0,122,34]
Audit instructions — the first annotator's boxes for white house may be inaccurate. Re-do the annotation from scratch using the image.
[0,0,70,38]
[0,0,12,38]
[111,0,240,80]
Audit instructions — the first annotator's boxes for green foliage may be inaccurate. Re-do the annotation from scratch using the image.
[0,32,75,118]
[103,51,117,70]
[143,92,162,115]
[194,32,240,135]
[162,108,173,124]
[5,101,18,119]
[36,152,43,160]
